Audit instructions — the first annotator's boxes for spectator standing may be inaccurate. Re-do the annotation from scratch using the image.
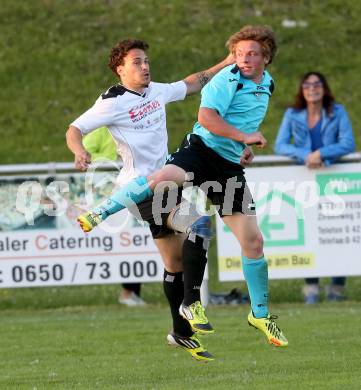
[274,71,355,303]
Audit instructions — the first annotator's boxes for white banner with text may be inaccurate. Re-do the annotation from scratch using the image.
[216,163,361,281]
[0,172,165,287]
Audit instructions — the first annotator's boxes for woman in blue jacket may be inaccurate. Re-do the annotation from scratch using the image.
[275,71,355,168]
[274,71,355,303]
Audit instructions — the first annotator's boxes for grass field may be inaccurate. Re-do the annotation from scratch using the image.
[1,303,360,389]
[1,262,360,389]
[1,0,361,163]
[1,1,361,388]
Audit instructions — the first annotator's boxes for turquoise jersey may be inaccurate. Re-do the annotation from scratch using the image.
[193,64,274,163]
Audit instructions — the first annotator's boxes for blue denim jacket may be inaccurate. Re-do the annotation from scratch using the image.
[274,103,355,166]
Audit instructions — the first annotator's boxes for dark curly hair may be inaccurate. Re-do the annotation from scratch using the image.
[293,72,335,115]
[108,39,149,75]
[226,25,277,65]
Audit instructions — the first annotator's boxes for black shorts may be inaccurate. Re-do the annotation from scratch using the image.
[128,187,183,239]
[166,134,255,217]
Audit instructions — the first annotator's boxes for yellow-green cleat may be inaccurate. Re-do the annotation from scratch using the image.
[179,301,214,335]
[167,332,214,362]
[248,311,288,347]
[77,211,103,233]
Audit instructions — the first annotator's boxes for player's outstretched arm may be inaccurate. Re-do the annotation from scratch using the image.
[198,107,267,148]
[66,126,91,171]
[183,53,234,96]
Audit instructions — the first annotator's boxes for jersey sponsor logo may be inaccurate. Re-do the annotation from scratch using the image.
[229,78,238,82]
[269,79,275,94]
[248,202,256,211]
[128,100,161,123]
[230,65,240,74]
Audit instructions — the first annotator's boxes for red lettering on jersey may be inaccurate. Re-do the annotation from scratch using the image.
[129,108,137,120]
[128,99,162,123]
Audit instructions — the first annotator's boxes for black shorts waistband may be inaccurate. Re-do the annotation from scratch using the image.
[185,133,245,172]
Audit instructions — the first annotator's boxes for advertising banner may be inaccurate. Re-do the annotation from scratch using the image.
[0,172,164,287]
[216,163,361,281]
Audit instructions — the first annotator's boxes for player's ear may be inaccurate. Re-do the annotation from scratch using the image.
[263,56,270,65]
[116,64,124,78]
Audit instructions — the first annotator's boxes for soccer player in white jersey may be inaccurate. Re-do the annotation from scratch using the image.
[66,39,234,362]
[76,27,289,348]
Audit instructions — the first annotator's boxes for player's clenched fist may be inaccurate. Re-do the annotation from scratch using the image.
[243,131,267,148]
[74,150,91,171]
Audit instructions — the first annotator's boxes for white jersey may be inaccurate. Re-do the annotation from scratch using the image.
[71,81,187,185]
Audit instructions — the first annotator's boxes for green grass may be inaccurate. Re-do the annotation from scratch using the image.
[1,303,360,389]
[1,0,361,163]
[1,3,361,387]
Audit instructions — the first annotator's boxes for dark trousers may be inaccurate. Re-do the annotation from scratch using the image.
[122,283,141,296]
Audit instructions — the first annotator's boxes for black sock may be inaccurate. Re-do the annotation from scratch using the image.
[163,270,193,337]
[182,235,208,306]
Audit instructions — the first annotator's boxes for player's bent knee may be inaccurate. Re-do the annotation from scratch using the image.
[255,232,264,249]
[149,171,170,188]
[242,232,264,256]
[150,166,184,187]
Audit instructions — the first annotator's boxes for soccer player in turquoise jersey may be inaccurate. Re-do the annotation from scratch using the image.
[79,26,288,347]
